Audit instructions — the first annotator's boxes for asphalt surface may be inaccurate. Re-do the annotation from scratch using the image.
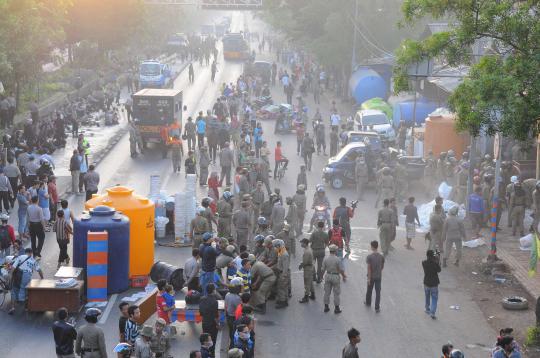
[0,10,498,358]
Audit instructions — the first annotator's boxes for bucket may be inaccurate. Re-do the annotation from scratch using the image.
[150,261,184,291]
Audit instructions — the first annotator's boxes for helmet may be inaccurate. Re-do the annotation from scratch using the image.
[382,167,391,175]
[230,277,243,287]
[0,213,9,222]
[257,216,267,225]
[202,232,213,242]
[447,149,455,157]
[511,175,518,184]
[449,349,464,358]
[197,207,205,214]
[254,234,265,243]
[223,191,232,200]
[263,235,274,245]
[316,184,325,192]
[85,308,102,318]
[484,154,491,161]
[272,239,285,248]
[282,223,290,231]
[201,197,211,207]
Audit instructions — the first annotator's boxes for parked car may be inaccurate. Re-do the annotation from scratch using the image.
[323,142,372,189]
[354,109,396,143]
[343,131,383,153]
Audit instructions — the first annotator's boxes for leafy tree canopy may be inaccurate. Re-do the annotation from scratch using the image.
[394,0,540,140]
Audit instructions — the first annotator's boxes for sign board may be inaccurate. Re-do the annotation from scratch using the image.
[406,59,433,78]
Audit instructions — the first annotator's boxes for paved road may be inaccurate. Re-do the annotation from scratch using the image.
[0,10,497,358]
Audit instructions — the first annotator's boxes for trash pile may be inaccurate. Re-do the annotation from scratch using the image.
[417,199,465,233]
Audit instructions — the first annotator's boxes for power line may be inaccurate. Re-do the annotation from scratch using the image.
[348,14,394,58]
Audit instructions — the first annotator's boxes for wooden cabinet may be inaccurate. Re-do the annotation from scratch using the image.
[26,279,83,313]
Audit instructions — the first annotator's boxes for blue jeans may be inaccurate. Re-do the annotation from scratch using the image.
[424,285,438,315]
[11,271,32,302]
[199,271,214,296]
[17,210,27,236]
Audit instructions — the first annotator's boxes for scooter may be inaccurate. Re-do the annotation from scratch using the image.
[309,205,331,231]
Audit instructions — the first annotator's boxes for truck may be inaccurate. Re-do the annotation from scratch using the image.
[132,89,183,157]
[139,60,173,89]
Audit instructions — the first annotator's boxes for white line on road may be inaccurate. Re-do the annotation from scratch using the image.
[98,293,118,325]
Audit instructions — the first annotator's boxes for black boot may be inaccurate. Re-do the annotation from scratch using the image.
[275,301,288,309]
[334,306,342,314]
[324,304,330,313]
[254,303,267,314]
[309,293,316,300]
[299,296,309,303]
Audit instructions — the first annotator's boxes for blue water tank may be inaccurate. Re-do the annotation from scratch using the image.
[349,68,387,104]
[392,100,439,127]
[73,206,130,294]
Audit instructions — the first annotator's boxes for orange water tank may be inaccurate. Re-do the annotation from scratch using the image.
[424,114,470,159]
[85,186,155,278]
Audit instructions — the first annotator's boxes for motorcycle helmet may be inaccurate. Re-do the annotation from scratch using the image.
[257,216,267,225]
[254,234,265,243]
[316,184,325,193]
[449,349,464,358]
[197,207,206,214]
[201,197,211,207]
[447,149,455,157]
[0,213,9,222]
[484,154,492,161]
[202,232,213,242]
[223,191,233,200]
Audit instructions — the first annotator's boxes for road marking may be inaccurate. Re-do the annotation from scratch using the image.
[98,293,118,324]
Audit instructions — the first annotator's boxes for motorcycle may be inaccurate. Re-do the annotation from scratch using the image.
[274,112,293,134]
[252,95,273,110]
[310,204,331,231]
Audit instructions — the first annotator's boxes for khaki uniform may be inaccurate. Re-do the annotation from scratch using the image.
[150,331,170,357]
[301,247,314,297]
[309,229,328,281]
[322,255,342,306]
[429,211,445,252]
[199,151,211,185]
[510,189,526,236]
[233,208,250,247]
[270,203,286,234]
[424,156,437,195]
[456,169,468,205]
[376,174,394,208]
[442,216,466,261]
[190,216,209,248]
[251,188,265,230]
[275,251,290,302]
[394,163,408,201]
[355,158,368,200]
[75,323,107,358]
[506,183,515,226]
[276,230,291,255]
[285,203,298,254]
[377,207,394,256]
[217,199,233,238]
[293,192,307,236]
[250,261,276,306]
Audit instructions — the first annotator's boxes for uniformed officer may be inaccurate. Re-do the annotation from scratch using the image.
[377,199,395,256]
[251,181,265,231]
[456,163,469,205]
[442,206,466,267]
[217,191,233,238]
[510,182,526,237]
[248,257,276,314]
[285,197,297,253]
[233,201,251,247]
[376,167,394,208]
[355,155,368,200]
[506,176,518,227]
[273,239,290,309]
[201,197,217,231]
[322,244,347,314]
[275,223,293,256]
[150,318,171,358]
[260,195,274,221]
[293,185,307,237]
[424,150,437,197]
[429,204,445,252]
[75,308,107,358]
[253,234,266,259]
[199,146,211,186]
[394,158,408,202]
[190,208,210,248]
[298,238,315,303]
[270,199,286,234]
[255,216,272,237]
[309,221,329,283]
[436,152,447,183]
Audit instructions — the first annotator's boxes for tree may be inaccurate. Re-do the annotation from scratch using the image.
[394,0,540,140]
[0,0,67,103]
[65,0,144,57]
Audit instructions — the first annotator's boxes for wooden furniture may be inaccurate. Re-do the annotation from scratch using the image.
[26,279,83,313]
[135,289,225,324]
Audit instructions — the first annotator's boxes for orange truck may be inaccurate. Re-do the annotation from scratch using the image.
[132,88,183,157]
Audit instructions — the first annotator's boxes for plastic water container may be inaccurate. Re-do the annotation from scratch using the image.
[155,216,169,239]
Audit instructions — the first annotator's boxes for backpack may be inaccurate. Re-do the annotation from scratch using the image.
[329,227,343,248]
[0,225,10,249]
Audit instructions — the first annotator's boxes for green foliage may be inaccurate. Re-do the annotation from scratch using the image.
[525,326,540,347]
[395,0,540,140]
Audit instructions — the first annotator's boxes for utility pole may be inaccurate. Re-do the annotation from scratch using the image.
[489,133,502,261]
[351,0,359,74]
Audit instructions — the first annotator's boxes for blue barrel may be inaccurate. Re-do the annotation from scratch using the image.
[392,99,439,127]
[349,68,387,104]
[73,206,130,293]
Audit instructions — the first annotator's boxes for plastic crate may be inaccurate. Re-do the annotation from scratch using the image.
[131,275,149,288]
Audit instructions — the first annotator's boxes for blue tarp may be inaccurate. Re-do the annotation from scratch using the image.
[392,100,439,127]
[349,67,387,104]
